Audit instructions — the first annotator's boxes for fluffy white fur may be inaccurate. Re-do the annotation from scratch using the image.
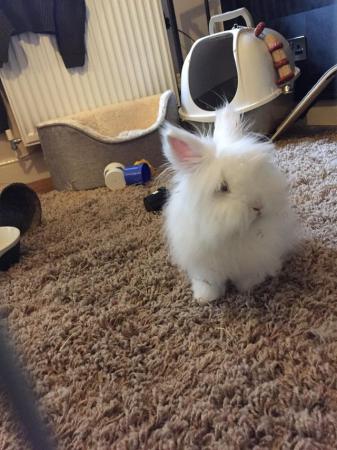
[161,105,298,304]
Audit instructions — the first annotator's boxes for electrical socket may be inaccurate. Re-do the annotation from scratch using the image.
[288,36,307,62]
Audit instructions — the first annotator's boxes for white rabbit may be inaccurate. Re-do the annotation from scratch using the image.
[161,105,298,304]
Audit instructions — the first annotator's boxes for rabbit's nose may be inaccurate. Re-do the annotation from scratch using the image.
[252,203,263,215]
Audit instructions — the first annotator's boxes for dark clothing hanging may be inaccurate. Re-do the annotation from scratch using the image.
[0,0,86,69]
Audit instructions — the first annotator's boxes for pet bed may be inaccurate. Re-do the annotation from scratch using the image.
[37,90,178,190]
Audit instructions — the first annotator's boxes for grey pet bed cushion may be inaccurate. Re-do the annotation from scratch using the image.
[37,90,178,190]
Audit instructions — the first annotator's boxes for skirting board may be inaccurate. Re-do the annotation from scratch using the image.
[0,149,50,187]
[0,177,54,194]
[28,178,54,193]
[306,100,337,126]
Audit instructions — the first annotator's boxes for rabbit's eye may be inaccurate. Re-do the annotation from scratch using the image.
[219,181,229,193]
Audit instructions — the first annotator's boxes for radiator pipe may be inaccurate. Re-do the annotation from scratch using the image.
[204,0,211,30]
[165,0,184,72]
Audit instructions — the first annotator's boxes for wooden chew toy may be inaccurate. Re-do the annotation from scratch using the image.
[255,22,294,85]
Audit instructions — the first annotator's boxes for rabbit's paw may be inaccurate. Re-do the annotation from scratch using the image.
[192,279,224,305]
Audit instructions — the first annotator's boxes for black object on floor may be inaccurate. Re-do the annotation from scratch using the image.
[0,183,42,234]
[144,187,169,212]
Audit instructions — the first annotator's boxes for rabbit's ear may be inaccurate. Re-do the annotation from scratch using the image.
[214,104,244,145]
[161,124,211,171]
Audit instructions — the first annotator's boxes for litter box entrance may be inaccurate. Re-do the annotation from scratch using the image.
[189,34,238,111]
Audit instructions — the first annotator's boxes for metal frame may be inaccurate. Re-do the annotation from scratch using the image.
[164,0,212,73]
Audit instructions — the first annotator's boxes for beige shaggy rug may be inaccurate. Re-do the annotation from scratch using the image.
[1,128,337,450]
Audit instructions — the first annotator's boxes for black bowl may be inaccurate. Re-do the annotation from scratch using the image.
[0,183,42,234]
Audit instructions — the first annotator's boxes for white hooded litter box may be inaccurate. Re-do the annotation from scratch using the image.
[179,8,300,135]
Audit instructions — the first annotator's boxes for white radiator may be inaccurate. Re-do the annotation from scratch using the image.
[0,0,178,146]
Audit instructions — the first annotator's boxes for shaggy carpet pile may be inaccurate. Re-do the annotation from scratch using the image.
[0,129,337,450]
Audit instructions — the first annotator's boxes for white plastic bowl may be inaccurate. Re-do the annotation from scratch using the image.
[0,227,21,270]
[0,227,20,257]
